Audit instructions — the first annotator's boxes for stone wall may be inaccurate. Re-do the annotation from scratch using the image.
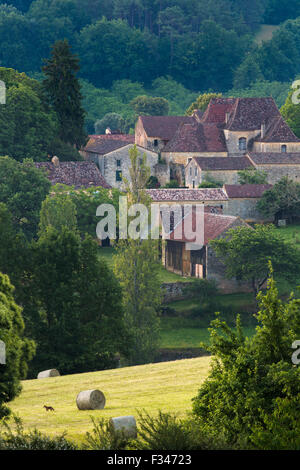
[98,145,158,189]
[223,198,273,222]
[155,162,170,186]
[253,142,300,153]
[224,129,260,156]
[254,164,300,184]
[161,282,189,302]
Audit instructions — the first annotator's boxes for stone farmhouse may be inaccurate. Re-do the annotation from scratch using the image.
[163,209,251,293]
[82,132,170,188]
[135,97,300,186]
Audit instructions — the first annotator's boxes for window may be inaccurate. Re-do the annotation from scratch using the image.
[154,139,158,147]
[195,167,198,176]
[139,158,143,165]
[190,167,192,176]
[116,159,121,167]
[239,137,247,151]
[192,181,195,188]
[281,145,287,153]
[116,170,122,182]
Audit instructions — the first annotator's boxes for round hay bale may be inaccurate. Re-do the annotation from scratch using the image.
[76,390,106,410]
[37,369,60,379]
[109,416,137,439]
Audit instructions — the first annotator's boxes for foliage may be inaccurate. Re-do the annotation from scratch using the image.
[114,146,161,365]
[0,273,35,419]
[146,176,160,189]
[281,84,300,138]
[211,224,300,296]
[0,156,51,239]
[198,180,223,188]
[134,410,229,450]
[186,92,222,116]
[82,417,131,450]
[23,227,127,376]
[0,415,77,450]
[257,177,300,221]
[184,279,218,310]
[192,268,300,447]
[94,113,125,134]
[164,180,181,188]
[226,79,291,109]
[238,167,268,185]
[130,95,169,116]
[39,192,78,235]
[42,39,87,149]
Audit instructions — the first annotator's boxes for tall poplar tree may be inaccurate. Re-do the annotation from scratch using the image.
[42,39,87,149]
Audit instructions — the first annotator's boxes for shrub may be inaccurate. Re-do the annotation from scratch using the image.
[82,417,132,450]
[0,416,76,450]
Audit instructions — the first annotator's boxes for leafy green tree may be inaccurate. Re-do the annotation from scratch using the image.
[192,267,300,447]
[24,227,127,376]
[0,157,51,239]
[210,224,300,297]
[0,68,57,161]
[0,272,35,419]
[186,93,222,116]
[264,0,300,24]
[39,192,77,235]
[130,95,169,116]
[42,39,87,149]
[94,113,125,134]
[238,167,268,185]
[281,85,300,138]
[233,54,264,89]
[257,177,300,221]
[114,146,161,365]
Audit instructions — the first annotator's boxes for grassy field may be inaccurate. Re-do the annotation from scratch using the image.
[9,357,211,443]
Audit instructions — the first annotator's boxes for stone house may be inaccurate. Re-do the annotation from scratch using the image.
[163,209,251,293]
[81,134,135,164]
[185,156,254,187]
[146,188,228,212]
[222,184,273,222]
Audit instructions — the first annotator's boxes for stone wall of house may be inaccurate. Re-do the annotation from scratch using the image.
[99,145,158,189]
[162,151,227,166]
[154,163,170,186]
[135,118,165,152]
[223,198,273,222]
[254,164,300,184]
[253,142,300,153]
[224,129,260,156]
[202,169,240,185]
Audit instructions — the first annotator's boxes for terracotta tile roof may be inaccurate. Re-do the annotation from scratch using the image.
[248,152,300,165]
[168,210,239,245]
[225,97,280,131]
[256,116,300,143]
[163,120,227,153]
[224,184,272,198]
[146,188,228,202]
[84,134,135,154]
[201,98,236,124]
[193,156,254,171]
[35,161,111,189]
[139,115,193,140]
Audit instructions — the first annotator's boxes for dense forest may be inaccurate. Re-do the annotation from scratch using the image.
[0,0,300,132]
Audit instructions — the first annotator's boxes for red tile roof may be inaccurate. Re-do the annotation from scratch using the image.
[256,116,300,143]
[35,161,111,189]
[163,121,227,153]
[84,134,135,154]
[168,210,240,245]
[193,156,253,170]
[224,184,272,198]
[248,152,300,165]
[139,115,193,140]
[225,97,280,131]
[201,98,236,124]
[147,188,228,202]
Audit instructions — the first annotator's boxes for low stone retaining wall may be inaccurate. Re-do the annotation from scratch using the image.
[161,282,189,303]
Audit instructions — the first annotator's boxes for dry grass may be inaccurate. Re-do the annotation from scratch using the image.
[9,356,211,443]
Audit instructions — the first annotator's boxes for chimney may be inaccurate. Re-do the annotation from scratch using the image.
[225,112,230,124]
[51,156,59,167]
[261,122,266,139]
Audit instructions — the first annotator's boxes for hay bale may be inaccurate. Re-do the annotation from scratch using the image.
[109,416,137,439]
[37,369,60,379]
[76,390,106,410]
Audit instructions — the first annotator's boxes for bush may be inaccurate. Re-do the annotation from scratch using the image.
[82,417,132,450]
[164,180,180,188]
[0,416,76,450]
[146,176,160,189]
[133,411,229,450]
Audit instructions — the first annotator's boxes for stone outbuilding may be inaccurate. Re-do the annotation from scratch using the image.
[223,184,273,222]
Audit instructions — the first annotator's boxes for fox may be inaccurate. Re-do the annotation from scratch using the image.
[43,405,55,412]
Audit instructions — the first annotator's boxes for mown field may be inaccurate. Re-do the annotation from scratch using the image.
[9,357,211,443]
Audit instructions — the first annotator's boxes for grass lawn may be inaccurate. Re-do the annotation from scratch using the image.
[9,357,211,444]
